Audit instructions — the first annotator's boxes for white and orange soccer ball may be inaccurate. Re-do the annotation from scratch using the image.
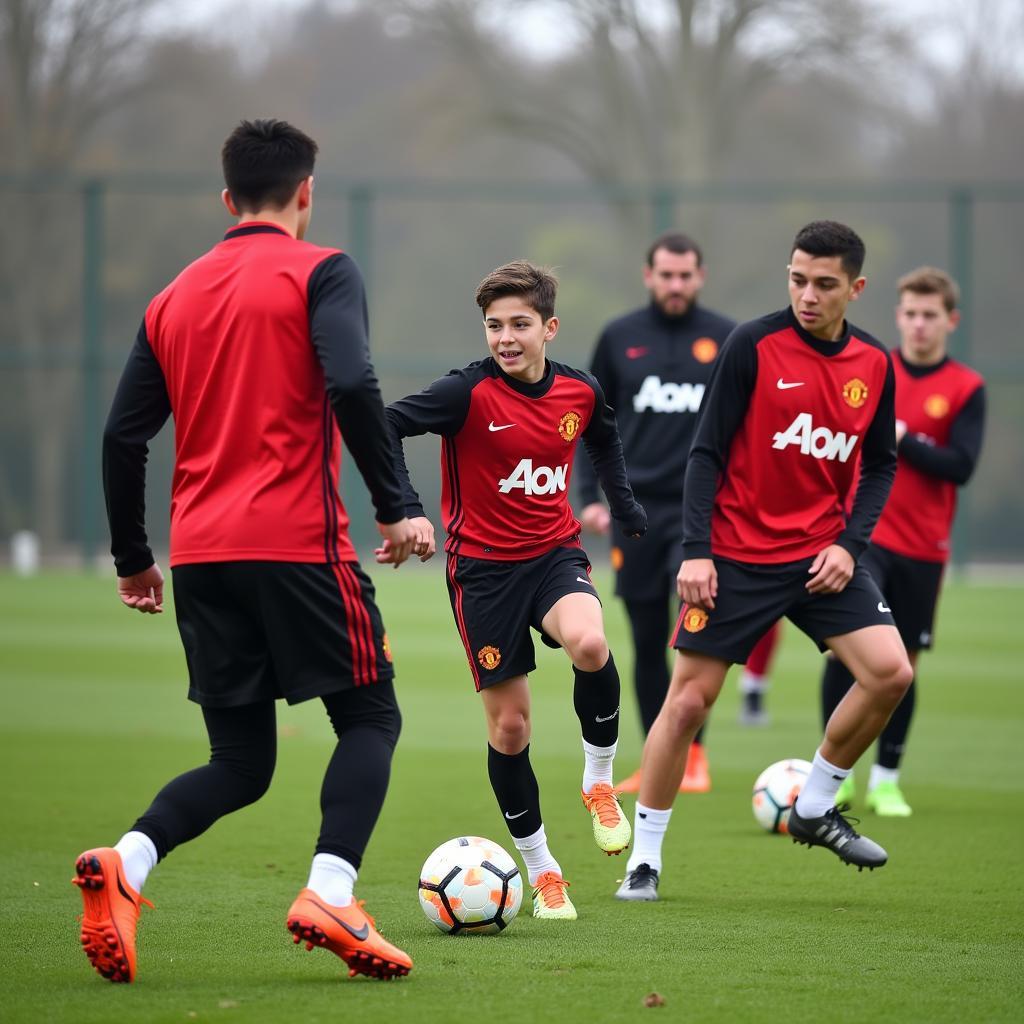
[418,836,523,934]
[752,758,813,834]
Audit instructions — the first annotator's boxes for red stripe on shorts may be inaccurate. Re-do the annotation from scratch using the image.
[447,553,481,690]
[330,563,370,685]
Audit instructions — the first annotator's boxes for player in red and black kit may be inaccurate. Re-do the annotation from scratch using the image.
[616,221,914,901]
[821,267,985,816]
[577,232,780,796]
[386,261,647,920]
[72,120,419,983]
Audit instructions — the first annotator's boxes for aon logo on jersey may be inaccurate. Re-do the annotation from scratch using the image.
[633,376,704,413]
[499,459,568,495]
[772,412,858,462]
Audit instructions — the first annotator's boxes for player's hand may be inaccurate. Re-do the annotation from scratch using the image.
[580,502,611,536]
[118,563,164,614]
[615,501,647,539]
[374,517,417,568]
[806,544,854,594]
[676,558,717,610]
[408,515,436,562]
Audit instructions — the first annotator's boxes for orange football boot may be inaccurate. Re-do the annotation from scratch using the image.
[680,742,712,793]
[286,889,412,980]
[72,847,153,983]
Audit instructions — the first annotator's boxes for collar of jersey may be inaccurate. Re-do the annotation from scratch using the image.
[491,357,555,398]
[786,306,852,357]
[223,222,291,240]
[896,350,949,378]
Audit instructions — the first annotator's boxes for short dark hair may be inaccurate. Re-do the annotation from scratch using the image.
[646,231,703,267]
[221,119,318,213]
[898,266,959,313]
[475,260,558,322]
[791,220,866,279]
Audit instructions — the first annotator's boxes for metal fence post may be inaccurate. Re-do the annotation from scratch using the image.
[948,188,974,574]
[81,179,105,569]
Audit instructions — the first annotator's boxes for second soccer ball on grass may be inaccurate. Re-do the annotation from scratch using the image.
[752,759,813,834]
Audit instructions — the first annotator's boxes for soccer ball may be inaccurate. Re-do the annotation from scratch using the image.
[752,758,813,834]
[418,836,523,934]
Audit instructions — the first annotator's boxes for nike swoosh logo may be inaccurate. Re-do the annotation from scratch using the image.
[308,897,370,941]
[595,707,619,723]
[505,809,528,820]
[776,379,804,390]
[576,576,593,585]
[878,602,891,613]
[488,421,516,432]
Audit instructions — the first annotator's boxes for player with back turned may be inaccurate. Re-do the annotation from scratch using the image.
[72,119,419,983]
[386,261,647,920]
[616,221,914,901]
[821,267,986,816]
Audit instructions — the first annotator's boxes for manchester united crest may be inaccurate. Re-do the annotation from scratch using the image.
[924,393,950,419]
[558,411,582,442]
[477,645,502,670]
[692,337,718,364]
[842,378,869,408]
[682,607,709,633]
[610,546,624,571]
[382,633,394,663]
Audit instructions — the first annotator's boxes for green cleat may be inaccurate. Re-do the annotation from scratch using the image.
[532,872,577,920]
[834,774,856,807]
[581,783,631,855]
[866,780,912,817]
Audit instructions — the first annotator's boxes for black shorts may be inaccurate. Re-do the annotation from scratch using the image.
[445,545,599,691]
[670,556,895,664]
[172,561,394,708]
[610,496,683,603]
[862,543,945,651]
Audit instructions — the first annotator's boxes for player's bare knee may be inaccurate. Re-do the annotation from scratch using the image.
[568,631,609,672]
[865,656,914,706]
[662,688,708,738]
[489,713,530,754]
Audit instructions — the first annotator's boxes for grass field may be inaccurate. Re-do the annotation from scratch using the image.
[1,566,1022,1023]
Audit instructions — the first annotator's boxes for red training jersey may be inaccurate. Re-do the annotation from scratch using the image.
[683,308,897,564]
[103,223,405,574]
[386,358,645,561]
[870,352,985,562]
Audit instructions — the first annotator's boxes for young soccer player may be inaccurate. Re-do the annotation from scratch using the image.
[73,119,418,982]
[576,233,738,792]
[820,267,985,815]
[386,261,647,920]
[616,221,914,901]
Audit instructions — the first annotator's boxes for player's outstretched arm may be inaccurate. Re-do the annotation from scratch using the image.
[805,544,854,595]
[676,558,717,610]
[374,518,417,568]
[117,563,165,614]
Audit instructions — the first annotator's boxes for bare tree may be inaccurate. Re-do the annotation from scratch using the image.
[1,0,157,552]
[388,0,907,184]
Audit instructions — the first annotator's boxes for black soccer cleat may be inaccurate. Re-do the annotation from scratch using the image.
[615,863,660,901]
[787,804,888,871]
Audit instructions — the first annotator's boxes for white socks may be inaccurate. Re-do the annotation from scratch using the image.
[114,831,158,893]
[513,825,562,886]
[795,749,852,818]
[582,739,617,793]
[306,853,357,907]
[739,669,769,695]
[625,803,672,874]
[869,764,900,789]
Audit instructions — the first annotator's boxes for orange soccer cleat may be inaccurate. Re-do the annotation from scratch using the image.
[286,889,412,980]
[680,742,712,793]
[72,847,153,983]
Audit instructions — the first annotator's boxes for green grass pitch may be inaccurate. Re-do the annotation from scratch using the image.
[1,567,1022,1022]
